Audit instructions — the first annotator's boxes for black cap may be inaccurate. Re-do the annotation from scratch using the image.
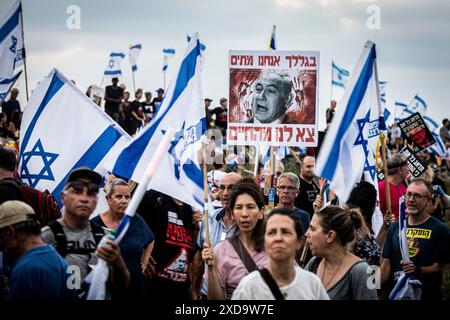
[204,98,212,102]
[66,167,102,185]
[112,77,119,82]
[156,88,164,93]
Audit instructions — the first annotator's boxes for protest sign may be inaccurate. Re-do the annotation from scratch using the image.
[397,112,435,153]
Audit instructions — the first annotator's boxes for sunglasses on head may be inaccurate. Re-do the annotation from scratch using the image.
[69,180,99,195]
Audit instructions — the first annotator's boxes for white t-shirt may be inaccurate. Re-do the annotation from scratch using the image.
[231,265,329,300]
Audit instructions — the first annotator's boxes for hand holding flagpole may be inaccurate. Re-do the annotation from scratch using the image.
[87,128,176,299]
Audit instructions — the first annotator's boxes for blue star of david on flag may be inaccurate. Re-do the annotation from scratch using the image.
[163,123,186,180]
[9,36,17,54]
[108,59,114,68]
[354,110,377,180]
[20,139,59,188]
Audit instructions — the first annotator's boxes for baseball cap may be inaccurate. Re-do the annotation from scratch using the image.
[156,88,164,93]
[0,201,35,229]
[220,97,227,103]
[204,98,213,102]
[66,167,102,186]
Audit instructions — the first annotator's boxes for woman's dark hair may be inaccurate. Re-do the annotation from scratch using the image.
[346,181,377,232]
[315,205,364,246]
[265,207,303,240]
[228,182,265,252]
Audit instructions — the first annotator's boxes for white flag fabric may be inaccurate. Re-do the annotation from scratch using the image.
[0,70,21,103]
[18,68,130,205]
[423,115,446,158]
[108,33,205,210]
[331,61,350,89]
[410,94,427,114]
[317,41,385,202]
[104,52,125,77]
[0,0,24,79]
[389,197,422,300]
[129,44,142,72]
[162,48,175,72]
[268,25,276,50]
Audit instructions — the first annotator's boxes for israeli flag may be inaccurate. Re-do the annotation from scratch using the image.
[162,48,175,72]
[317,41,385,202]
[424,115,446,158]
[0,1,25,78]
[410,94,427,114]
[268,25,276,50]
[0,70,21,103]
[109,33,205,210]
[18,69,130,206]
[129,44,142,72]
[379,81,387,104]
[187,35,206,51]
[104,52,125,77]
[395,103,415,122]
[389,196,422,300]
[331,61,350,89]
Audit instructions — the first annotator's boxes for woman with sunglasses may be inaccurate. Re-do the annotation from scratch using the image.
[202,182,268,299]
[305,205,378,300]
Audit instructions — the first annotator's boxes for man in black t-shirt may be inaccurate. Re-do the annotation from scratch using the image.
[137,190,196,300]
[1,88,20,124]
[151,88,164,115]
[211,97,228,136]
[104,77,124,122]
[381,178,450,300]
[294,156,320,217]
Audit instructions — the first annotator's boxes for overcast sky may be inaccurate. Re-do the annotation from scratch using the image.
[2,0,449,130]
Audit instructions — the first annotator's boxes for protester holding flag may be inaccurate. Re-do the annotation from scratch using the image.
[192,172,241,300]
[380,178,450,300]
[378,154,409,222]
[41,167,130,299]
[91,178,154,301]
[202,182,268,300]
[305,205,378,300]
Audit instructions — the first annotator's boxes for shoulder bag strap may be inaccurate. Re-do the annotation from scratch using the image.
[229,236,257,273]
[259,268,285,300]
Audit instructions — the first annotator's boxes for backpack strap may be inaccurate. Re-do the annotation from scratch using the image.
[229,235,257,273]
[89,221,105,246]
[48,220,105,258]
[48,220,68,258]
[259,268,285,300]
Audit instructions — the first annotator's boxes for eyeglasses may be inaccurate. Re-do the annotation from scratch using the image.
[277,185,297,191]
[405,192,429,201]
[69,180,99,196]
[218,184,236,192]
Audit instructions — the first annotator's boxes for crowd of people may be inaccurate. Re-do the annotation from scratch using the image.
[1,78,450,301]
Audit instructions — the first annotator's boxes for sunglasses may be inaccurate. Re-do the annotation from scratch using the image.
[69,180,99,195]
[218,184,236,192]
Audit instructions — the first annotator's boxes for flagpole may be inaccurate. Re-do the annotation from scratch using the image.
[253,143,260,179]
[330,61,333,108]
[201,142,212,267]
[132,72,136,95]
[163,72,166,91]
[289,147,301,164]
[264,146,275,197]
[19,4,29,101]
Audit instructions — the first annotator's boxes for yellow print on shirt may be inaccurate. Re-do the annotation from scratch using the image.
[406,228,431,258]
[406,228,431,239]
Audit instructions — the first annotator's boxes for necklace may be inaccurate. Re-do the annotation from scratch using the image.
[321,257,344,289]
